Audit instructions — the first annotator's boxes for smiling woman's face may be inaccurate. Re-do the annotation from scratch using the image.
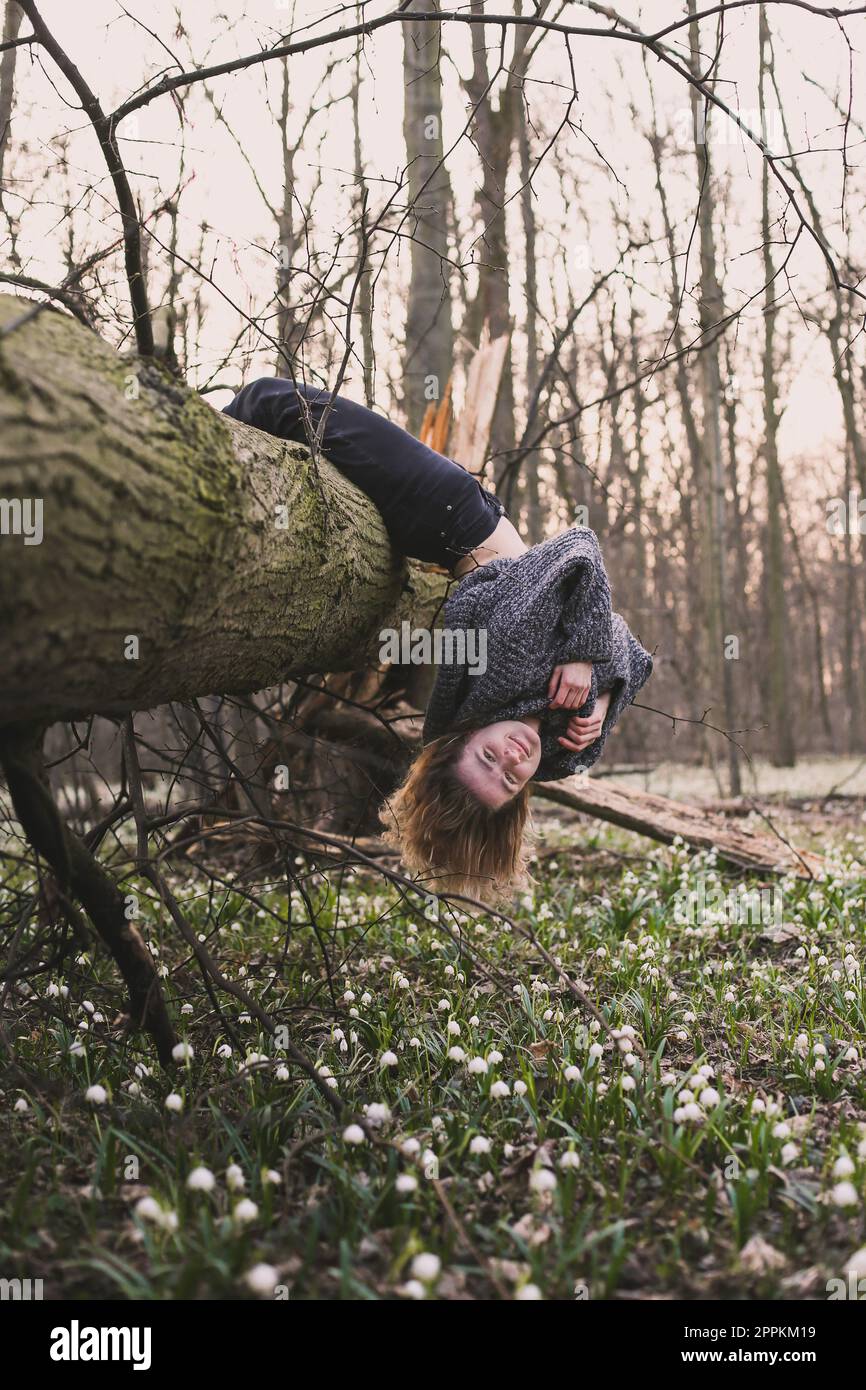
[455,720,542,810]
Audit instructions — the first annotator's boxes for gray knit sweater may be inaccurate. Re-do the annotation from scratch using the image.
[422,527,653,781]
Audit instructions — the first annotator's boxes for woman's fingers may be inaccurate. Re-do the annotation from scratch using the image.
[548,668,562,702]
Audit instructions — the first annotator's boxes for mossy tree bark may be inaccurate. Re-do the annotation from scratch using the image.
[0,293,448,729]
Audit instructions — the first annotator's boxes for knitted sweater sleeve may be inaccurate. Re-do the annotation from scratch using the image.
[555,528,614,665]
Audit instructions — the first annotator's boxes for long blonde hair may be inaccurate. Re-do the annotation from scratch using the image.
[379,722,534,902]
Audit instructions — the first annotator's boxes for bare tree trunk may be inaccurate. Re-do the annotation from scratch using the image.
[0,0,23,262]
[688,1,741,794]
[401,0,454,431]
[758,7,795,766]
[353,22,375,407]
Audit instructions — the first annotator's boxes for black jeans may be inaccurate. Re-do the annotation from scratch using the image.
[223,377,507,568]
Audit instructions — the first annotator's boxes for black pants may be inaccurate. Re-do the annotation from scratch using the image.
[223,377,507,568]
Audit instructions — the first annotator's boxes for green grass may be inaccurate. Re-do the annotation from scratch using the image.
[2,821,866,1300]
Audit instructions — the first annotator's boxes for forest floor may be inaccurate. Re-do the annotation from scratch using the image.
[2,760,866,1300]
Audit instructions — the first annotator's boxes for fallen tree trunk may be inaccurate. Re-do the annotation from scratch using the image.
[533,776,827,878]
[0,293,447,728]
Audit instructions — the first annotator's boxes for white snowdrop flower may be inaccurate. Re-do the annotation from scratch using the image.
[515,1283,543,1300]
[817,955,829,968]
[698,1064,714,1077]
[723,990,736,1004]
[487,1050,503,1065]
[13,1097,29,1113]
[683,1103,703,1123]
[226,1164,246,1191]
[186,1166,216,1192]
[447,1020,461,1036]
[678,1090,694,1104]
[134,1063,151,1079]
[275,1065,290,1081]
[447,1046,466,1063]
[621,1075,636,1092]
[217,1044,233,1060]
[444,965,455,977]
[616,1036,631,1053]
[421,1148,438,1174]
[134,1196,162,1223]
[699,1087,720,1108]
[411,1252,441,1283]
[683,1011,696,1024]
[470,1135,491,1155]
[588,1043,603,1060]
[772,1120,791,1139]
[69,1040,85,1057]
[751,1098,766,1113]
[514,1080,528,1096]
[675,1030,688,1042]
[360,992,372,1006]
[263,1169,282,1185]
[623,1052,637,1068]
[126,1082,141,1098]
[343,990,356,1003]
[85,1084,107,1106]
[431,1115,444,1130]
[396,1174,418,1194]
[469,1015,480,1027]
[673,1106,686,1124]
[238,1013,251,1024]
[559,1151,581,1170]
[597,1081,609,1095]
[365,1102,392,1127]
[660,1072,677,1087]
[794,946,806,959]
[467,1056,488,1075]
[831,1181,860,1208]
[233,1198,259,1225]
[342,1124,365,1145]
[543,1008,553,1022]
[813,1043,827,1057]
[490,1080,510,1099]
[833,1154,856,1179]
[814,1059,826,1073]
[402,1279,427,1300]
[400,1137,421,1158]
[318,1065,333,1078]
[781,1143,799,1165]
[529,1167,557,1194]
[437,999,450,1011]
[164,1092,184,1113]
[595,946,607,958]
[564,1065,582,1082]
[46,982,60,998]
[82,1000,95,1014]
[244,1263,278,1295]
[844,1047,859,1062]
[379,1050,399,1069]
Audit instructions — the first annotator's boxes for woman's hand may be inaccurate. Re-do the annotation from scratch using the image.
[557,691,612,752]
[548,661,592,710]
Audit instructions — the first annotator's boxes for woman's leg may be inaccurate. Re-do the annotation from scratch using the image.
[452,514,527,576]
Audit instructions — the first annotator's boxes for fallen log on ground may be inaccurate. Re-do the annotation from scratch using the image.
[533,776,828,878]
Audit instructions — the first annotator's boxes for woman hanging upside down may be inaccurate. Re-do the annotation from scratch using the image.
[224,376,653,900]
